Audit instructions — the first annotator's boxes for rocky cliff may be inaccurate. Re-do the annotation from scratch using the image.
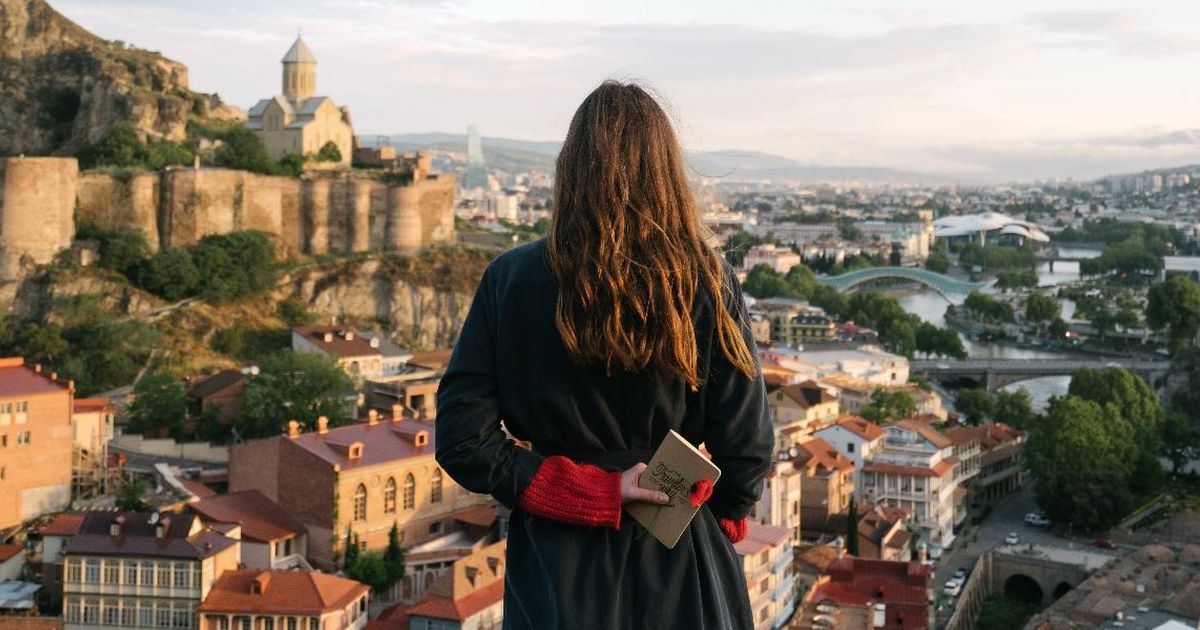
[0,0,238,156]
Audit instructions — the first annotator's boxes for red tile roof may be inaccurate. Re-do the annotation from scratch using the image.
[453,505,498,528]
[405,579,503,622]
[733,522,792,555]
[198,570,368,616]
[179,479,217,499]
[293,325,382,359]
[190,490,306,543]
[289,418,436,470]
[863,459,955,478]
[72,398,111,412]
[794,437,855,474]
[892,419,952,449]
[0,543,24,562]
[408,349,453,371]
[950,422,1024,451]
[39,513,85,537]
[0,358,68,397]
[813,557,933,630]
[834,415,885,441]
[778,380,837,408]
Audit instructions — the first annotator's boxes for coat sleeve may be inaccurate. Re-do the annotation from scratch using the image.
[702,265,775,520]
[435,266,546,509]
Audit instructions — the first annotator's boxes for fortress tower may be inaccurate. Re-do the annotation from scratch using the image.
[282,35,317,103]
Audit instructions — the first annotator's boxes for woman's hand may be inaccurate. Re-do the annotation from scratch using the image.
[620,463,671,505]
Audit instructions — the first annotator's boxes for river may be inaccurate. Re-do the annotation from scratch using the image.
[889,248,1101,411]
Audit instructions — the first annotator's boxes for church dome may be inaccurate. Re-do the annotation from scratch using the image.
[282,36,317,64]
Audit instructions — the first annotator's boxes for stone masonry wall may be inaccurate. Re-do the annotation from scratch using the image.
[0,157,76,281]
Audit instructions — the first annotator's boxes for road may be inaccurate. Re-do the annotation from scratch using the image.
[932,485,1061,623]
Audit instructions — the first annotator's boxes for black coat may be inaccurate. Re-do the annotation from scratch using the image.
[436,239,775,630]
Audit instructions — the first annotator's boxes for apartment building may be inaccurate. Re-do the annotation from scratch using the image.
[229,412,490,569]
[860,420,959,549]
[769,380,839,450]
[402,541,506,630]
[0,357,73,529]
[812,416,885,500]
[946,423,1024,505]
[751,461,802,545]
[62,512,240,630]
[196,570,369,630]
[734,523,796,630]
[792,437,855,541]
[189,490,309,570]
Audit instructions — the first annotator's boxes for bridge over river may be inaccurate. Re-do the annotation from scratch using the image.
[911,358,1172,390]
[816,267,991,299]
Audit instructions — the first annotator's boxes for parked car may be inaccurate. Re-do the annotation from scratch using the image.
[1024,513,1052,527]
[1004,532,1020,545]
[1093,537,1118,549]
[951,568,967,583]
[943,580,963,597]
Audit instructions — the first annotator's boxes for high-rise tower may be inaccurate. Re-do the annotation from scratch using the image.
[282,35,317,103]
[465,125,488,190]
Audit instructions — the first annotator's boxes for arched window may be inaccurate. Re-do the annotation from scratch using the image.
[353,484,367,521]
[430,469,443,504]
[384,478,397,514]
[402,474,415,510]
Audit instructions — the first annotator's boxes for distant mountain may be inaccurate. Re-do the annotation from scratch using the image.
[378,132,946,184]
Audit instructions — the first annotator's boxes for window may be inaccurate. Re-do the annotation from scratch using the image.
[1,435,6,447]
[65,599,80,623]
[140,561,154,585]
[384,478,397,514]
[157,564,171,587]
[124,561,138,584]
[403,473,415,510]
[429,521,443,536]
[121,605,136,627]
[139,605,154,627]
[16,401,26,413]
[84,559,100,583]
[103,561,119,584]
[430,469,443,503]
[286,618,298,630]
[104,602,120,625]
[847,442,855,454]
[156,607,171,628]
[174,563,190,588]
[263,618,274,630]
[82,599,99,624]
[353,484,367,521]
[215,618,229,630]
[66,558,81,583]
[308,618,320,630]
[15,431,30,445]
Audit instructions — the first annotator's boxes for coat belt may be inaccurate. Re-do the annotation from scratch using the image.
[533,447,654,471]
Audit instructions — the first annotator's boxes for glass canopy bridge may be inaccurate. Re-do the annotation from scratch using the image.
[816,266,992,299]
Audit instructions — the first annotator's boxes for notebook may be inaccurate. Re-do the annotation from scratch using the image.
[625,429,722,549]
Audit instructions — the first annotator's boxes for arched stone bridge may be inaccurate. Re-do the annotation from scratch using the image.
[911,358,1171,391]
[816,267,992,299]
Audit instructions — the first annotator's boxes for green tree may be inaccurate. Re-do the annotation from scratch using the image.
[277,153,306,176]
[963,291,1014,324]
[1160,412,1200,475]
[845,497,859,556]
[76,122,147,169]
[888,243,902,266]
[837,219,862,241]
[316,141,343,163]
[346,551,394,594]
[993,388,1036,429]
[955,388,994,425]
[384,523,406,586]
[722,231,763,268]
[137,248,199,301]
[116,477,148,511]
[742,264,793,299]
[79,225,152,277]
[193,231,278,303]
[126,373,188,439]
[925,250,950,274]
[1025,396,1134,531]
[859,389,916,424]
[238,351,352,438]
[343,528,359,569]
[276,297,317,327]
[995,270,1038,291]
[1024,293,1059,325]
[1048,317,1069,339]
[1147,276,1200,354]
[214,127,278,174]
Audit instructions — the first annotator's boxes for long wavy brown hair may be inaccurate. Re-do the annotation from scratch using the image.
[546,81,757,389]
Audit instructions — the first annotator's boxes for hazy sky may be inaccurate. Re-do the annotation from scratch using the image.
[53,0,1200,180]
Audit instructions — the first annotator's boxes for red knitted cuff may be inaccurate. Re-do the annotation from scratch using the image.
[517,455,623,529]
[717,516,748,543]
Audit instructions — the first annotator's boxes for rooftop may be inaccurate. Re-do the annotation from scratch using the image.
[0,543,24,562]
[733,521,792,556]
[198,570,367,616]
[39,513,85,537]
[281,35,317,64]
[64,512,237,560]
[293,325,382,359]
[0,357,68,397]
[778,380,837,409]
[794,437,856,474]
[189,490,306,543]
[287,416,436,470]
[187,370,246,400]
[891,419,953,449]
[829,415,886,441]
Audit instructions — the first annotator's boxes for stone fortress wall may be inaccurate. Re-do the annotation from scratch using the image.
[0,154,454,280]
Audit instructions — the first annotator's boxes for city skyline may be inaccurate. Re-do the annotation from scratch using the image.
[51,0,1200,181]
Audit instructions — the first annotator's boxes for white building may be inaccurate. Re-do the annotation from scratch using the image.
[859,420,960,549]
[812,416,885,499]
[743,244,802,273]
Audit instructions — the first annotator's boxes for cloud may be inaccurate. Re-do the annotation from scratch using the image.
[1025,9,1197,55]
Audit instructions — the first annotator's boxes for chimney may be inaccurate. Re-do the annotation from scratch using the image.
[872,603,886,628]
[34,364,42,373]
[252,573,271,594]
[345,331,355,341]
[392,404,403,422]
[287,420,301,439]
[323,332,334,343]
[49,372,57,381]
[367,409,378,426]
[317,416,329,435]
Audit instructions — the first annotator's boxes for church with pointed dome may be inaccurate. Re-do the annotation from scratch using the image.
[246,36,354,169]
